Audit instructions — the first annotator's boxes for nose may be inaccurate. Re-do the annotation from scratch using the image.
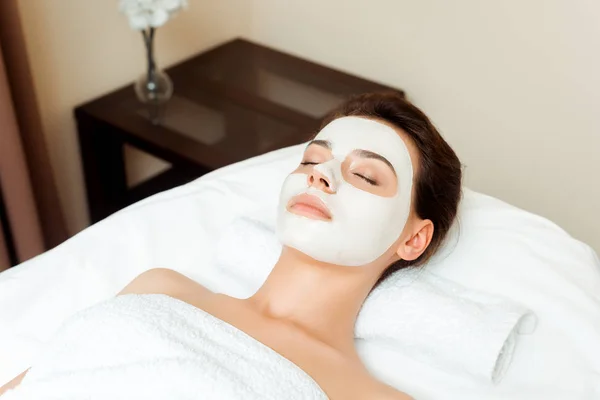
[307,165,336,194]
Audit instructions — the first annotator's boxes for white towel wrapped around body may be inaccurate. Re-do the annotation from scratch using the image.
[217,215,536,383]
[3,294,327,400]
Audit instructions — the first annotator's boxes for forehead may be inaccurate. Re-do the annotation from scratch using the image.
[314,116,412,169]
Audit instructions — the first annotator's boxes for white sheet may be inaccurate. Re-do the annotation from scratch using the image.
[1,144,599,399]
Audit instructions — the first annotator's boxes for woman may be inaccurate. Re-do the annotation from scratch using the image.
[0,92,462,399]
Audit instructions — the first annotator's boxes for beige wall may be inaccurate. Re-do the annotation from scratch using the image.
[17,1,600,252]
[17,0,250,233]
[248,0,600,252]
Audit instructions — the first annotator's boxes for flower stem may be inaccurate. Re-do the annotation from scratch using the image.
[142,27,157,94]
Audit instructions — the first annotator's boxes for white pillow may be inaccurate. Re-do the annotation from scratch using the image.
[0,144,599,399]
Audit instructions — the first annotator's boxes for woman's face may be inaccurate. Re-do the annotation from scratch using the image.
[276,116,417,267]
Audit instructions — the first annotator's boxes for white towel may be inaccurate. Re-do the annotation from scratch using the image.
[356,268,536,383]
[3,294,327,400]
[216,215,536,383]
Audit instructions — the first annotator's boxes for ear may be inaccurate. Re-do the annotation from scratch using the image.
[396,219,434,261]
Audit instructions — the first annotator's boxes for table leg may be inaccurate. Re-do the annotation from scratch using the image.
[76,113,127,224]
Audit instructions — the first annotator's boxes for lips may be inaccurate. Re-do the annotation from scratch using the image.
[287,193,332,221]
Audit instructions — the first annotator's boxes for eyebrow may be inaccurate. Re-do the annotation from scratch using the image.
[355,149,397,176]
[306,140,396,176]
[307,139,331,149]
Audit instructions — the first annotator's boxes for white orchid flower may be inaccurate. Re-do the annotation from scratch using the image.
[119,0,188,30]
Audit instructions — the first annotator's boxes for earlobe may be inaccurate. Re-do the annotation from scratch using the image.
[396,220,434,262]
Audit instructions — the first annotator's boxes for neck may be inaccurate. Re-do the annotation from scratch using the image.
[245,247,379,355]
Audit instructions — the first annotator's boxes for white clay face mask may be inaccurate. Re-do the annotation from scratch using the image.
[276,116,414,266]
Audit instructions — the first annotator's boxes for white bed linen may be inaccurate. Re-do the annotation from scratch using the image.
[1,145,599,399]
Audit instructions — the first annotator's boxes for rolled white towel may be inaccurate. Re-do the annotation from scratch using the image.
[216,215,536,383]
[355,268,536,383]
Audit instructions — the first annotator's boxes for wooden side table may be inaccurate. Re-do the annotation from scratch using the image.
[75,38,403,224]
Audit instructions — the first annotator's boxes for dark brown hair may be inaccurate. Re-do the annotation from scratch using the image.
[320,92,462,285]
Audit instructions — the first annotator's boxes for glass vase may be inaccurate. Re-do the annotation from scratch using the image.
[134,27,173,106]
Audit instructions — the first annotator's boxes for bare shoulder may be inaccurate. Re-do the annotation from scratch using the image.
[118,268,213,300]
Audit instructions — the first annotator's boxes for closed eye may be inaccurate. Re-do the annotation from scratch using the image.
[300,161,318,166]
[354,173,378,186]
